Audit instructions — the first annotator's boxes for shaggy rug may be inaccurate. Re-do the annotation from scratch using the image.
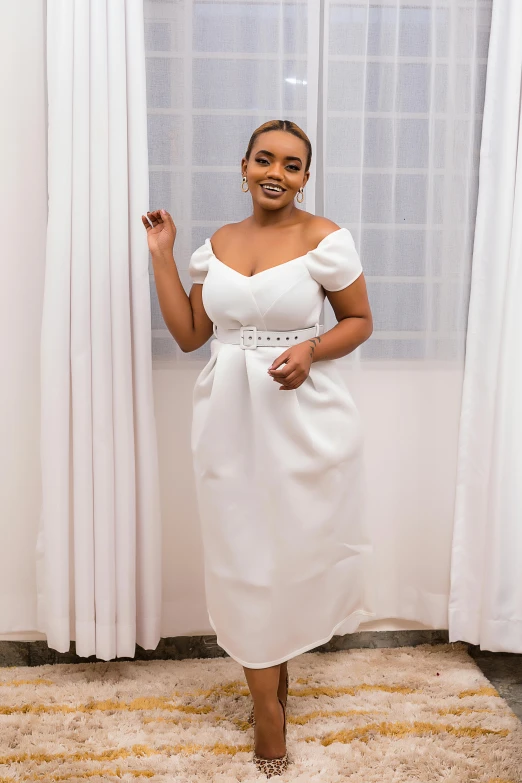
[0,642,521,782]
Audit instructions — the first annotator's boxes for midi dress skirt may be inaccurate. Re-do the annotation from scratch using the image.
[188,227,376,669]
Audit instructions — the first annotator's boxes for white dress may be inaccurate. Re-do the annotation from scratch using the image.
[189,227,376,669]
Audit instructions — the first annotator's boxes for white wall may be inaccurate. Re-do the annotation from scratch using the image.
[0,2,48,636]
[0,4,462,644]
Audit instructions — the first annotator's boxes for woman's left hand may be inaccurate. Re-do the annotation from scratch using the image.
[267,340,317,390]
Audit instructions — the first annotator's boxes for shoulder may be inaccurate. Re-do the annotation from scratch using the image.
[210,222,241,244]
[210,223,234,242]
[301,219,361,292]
[209,222,241,257]
[190,226,233,282]
[303,216,342,246]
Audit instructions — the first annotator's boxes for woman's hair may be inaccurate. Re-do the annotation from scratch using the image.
[244,120,312,173]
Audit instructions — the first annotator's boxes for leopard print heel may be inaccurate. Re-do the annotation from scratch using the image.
[252,696,288,778]
[248,670,288,727]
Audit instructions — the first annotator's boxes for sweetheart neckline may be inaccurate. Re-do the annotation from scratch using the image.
[205,227,345,279]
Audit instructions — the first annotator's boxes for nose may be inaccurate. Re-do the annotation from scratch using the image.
[265,162,285,177]
[266,169,284,180]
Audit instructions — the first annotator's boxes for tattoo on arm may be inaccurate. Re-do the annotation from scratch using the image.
[307,335,321,360]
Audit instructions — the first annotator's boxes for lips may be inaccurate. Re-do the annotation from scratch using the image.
[260,184,286,196]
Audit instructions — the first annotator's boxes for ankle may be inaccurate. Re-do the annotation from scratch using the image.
[253,692,279,707]
[253,696,282,718]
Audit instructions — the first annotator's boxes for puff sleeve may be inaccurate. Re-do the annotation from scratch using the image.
[304,227,363,292]
[188,240,212,284]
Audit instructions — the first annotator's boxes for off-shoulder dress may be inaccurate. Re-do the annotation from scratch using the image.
[188,227,376,668]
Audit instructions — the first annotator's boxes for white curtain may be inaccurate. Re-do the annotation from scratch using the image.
[449,0,522,653]
[144,0,492,635]
[37,0,162,660]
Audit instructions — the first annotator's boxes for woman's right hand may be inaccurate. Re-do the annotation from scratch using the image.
[141,209,177,257]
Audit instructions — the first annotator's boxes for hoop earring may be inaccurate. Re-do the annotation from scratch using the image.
[241,176,249,193]
[296,188,304,203]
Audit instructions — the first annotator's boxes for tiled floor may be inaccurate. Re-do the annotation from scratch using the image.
[469,647,522,721]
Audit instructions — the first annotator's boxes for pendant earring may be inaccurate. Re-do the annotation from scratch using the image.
[241,176,249,193]
[296,188,304,203]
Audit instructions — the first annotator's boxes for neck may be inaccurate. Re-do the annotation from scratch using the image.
[249,200,302,228]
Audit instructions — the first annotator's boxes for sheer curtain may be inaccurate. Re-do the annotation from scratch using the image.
[322,0,490,361]
[145,0,490,365]
[145,0,317,359]
[145,0,492,635]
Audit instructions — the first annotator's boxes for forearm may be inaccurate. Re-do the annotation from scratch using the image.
[150,250,194,351]
[310,316,372,363]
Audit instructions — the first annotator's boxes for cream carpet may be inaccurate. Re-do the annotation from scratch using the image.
[0,642,521,782]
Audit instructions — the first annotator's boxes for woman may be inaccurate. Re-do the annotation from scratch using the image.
[142,119,376,778]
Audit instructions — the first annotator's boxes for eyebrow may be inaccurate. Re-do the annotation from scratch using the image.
[255,149,303,165]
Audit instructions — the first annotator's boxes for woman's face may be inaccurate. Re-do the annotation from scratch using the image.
[241,130,310,209]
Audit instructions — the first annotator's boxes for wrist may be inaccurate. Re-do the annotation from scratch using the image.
[308,336,323,364]
[151,249,176,271]
[151,246,174,261]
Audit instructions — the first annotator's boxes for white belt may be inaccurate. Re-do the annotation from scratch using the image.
[213,322,324,349]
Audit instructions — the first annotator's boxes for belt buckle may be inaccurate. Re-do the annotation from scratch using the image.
[239,325,257,349]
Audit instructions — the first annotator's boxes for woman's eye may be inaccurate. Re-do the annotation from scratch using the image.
[256,158,299,171]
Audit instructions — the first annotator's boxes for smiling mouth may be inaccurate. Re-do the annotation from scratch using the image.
[260,184,286,193]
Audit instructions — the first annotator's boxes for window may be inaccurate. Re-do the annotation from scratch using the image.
[145,0,492,363]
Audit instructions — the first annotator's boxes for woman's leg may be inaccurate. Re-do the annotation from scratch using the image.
[277,659,288,706]
[243,664,286,759]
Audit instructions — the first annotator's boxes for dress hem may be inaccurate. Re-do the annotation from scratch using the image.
[206,608,377,669]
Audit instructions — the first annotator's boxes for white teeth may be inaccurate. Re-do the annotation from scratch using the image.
[262,185,283,192]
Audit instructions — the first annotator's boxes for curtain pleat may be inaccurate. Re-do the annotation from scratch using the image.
[449,0,522,653]
[37,0,161,660]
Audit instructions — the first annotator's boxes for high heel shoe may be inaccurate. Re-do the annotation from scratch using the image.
[252,696,288,778]
[248,670,288,727]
